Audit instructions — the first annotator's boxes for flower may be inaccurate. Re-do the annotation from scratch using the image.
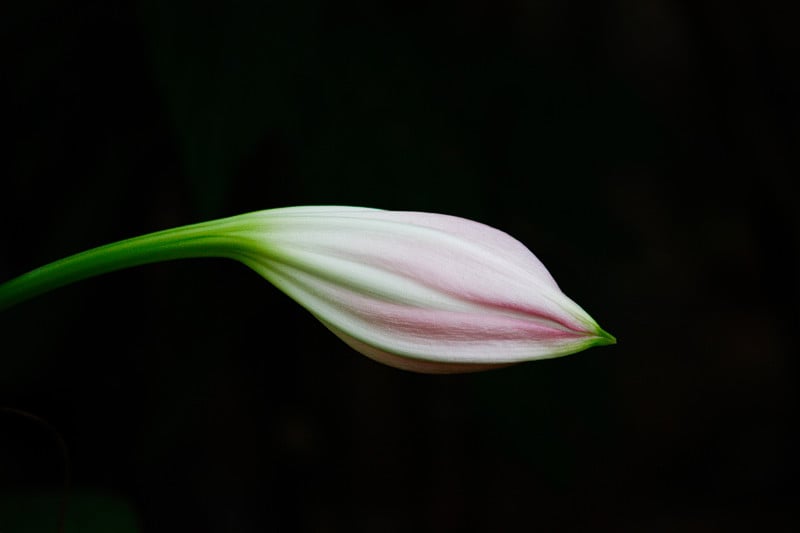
[0,205,614,373]
[228,206,615,373]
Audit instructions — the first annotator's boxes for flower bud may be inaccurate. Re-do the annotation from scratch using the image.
[0,205,614,373]
[232,206,615,373]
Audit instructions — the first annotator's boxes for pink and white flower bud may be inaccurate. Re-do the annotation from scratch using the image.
[234,206,615,373]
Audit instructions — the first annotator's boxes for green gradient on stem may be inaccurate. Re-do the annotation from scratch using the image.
[0,217,259,312]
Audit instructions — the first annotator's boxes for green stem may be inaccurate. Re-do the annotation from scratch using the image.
[0,217,257,311]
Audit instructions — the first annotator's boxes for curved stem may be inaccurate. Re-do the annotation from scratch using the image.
[0,218,256,311]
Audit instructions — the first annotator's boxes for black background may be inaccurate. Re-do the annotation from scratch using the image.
[2,1,799,531]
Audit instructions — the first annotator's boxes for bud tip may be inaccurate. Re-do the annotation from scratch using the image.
[595,327,616,346]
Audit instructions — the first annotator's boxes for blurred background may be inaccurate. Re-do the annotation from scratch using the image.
[1,0,798,531]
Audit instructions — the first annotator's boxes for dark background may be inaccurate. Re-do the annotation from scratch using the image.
[1,1,798,531]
